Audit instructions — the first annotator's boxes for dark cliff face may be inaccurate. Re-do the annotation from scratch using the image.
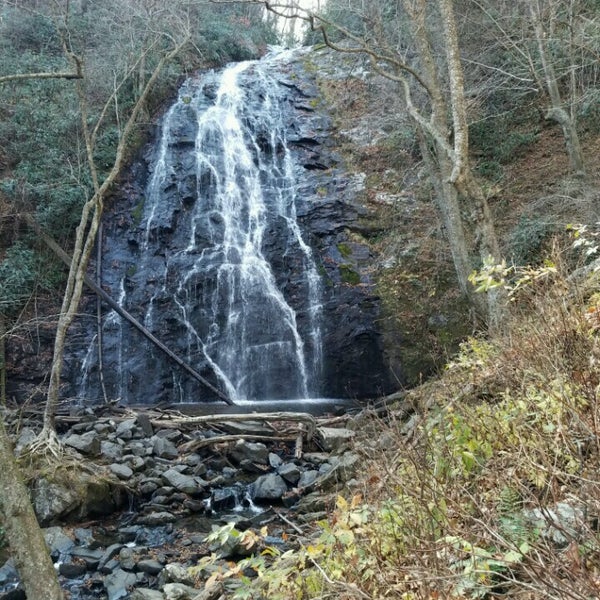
[57,49,396,405]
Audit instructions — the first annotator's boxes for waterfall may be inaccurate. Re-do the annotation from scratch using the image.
[78,49,324,404]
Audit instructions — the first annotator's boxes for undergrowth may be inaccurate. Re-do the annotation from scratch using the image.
[190,234,600,599]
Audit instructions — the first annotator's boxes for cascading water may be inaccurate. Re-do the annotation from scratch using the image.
[77,50,325,404]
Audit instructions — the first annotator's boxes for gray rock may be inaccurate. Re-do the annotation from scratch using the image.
[210,488,238,511]
[137,559,164,575]
[278,462,301,484]
[328,452,360,482]
[163,582,198,600]
[32,478,80,524]
[116,418,137,440]
[269,452,283,468]
[152,436,179,459]
[316,427,355,453]
[163,562,195,585]
[94,422,113,434]
[14,427,36,455]
[58,561,87,578]
[136,413,155,437]
[129,456,146,472]
[162,469,205,495]
[110,463,134,480]
[294,491,330,514]
[298,470,320,489]
[98,543,124,572]
[251,473,288,500]
[104,568,142,600]
[131,589,165,600]
[119,546,136,571]
[43,526,75,557]
[229,439,269,465]
[523,502,586,546]
[126,441,148,457]
[101,440,124,460]
[70,546,104,569]
[136,511,177,526]
[63,431,101,456]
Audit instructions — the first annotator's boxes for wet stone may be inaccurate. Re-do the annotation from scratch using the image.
[104,568,142,600]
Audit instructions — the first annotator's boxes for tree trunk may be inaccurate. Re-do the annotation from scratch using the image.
[0,419,64,599]
[40,39,189,443]
[0,314,5,406]
[529,0,585,174]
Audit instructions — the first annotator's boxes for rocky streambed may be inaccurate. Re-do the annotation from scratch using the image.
[0,404,372,600]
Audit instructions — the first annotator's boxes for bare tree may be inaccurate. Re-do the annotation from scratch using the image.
[470,0,598,175]
[526,0,585,173]
[0,30,84,600]
[31,1,192,453]
[0,418,65,599]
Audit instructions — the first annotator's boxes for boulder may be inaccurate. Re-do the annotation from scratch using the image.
[316,427,355,453]
[110,464,134,480]
[104,568,142,600]
[251,473,288,501]
[278,462,301,484]
[63,431,101,456]
[229,440,269,465]
[152,436,179,459]
[161,469,205,495]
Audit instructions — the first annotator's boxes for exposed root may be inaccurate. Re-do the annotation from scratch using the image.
[26,425,64,460]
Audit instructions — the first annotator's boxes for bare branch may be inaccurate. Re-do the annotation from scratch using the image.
[0,71,82,84]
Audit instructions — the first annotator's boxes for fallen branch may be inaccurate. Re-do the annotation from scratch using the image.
[152,412,317,439]
[179,433,293,453]
[23,214,234,405]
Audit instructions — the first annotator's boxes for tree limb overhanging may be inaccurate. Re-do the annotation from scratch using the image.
[36,30,192,452]
[234,0,504,326]
[0,70,82,84]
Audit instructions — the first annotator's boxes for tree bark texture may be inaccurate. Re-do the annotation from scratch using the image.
[0,418,65,599]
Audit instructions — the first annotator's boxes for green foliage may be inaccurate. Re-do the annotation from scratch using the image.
[0,242,41,315]
[339,264,360,285]
[508,216,557,264]
[336,242,352,258]
[470,118,538,166]
[0,0,277,319]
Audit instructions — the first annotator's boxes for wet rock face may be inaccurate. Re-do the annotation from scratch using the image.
[61,49,395,406]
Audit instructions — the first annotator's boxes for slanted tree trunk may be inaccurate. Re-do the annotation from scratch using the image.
[0,314,5,405]
[37,38,189,451]
[0,418,64,599]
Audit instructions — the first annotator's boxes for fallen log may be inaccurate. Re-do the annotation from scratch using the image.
[150,411,317,439]
[24,214,234,406]
[179,433,294,454]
